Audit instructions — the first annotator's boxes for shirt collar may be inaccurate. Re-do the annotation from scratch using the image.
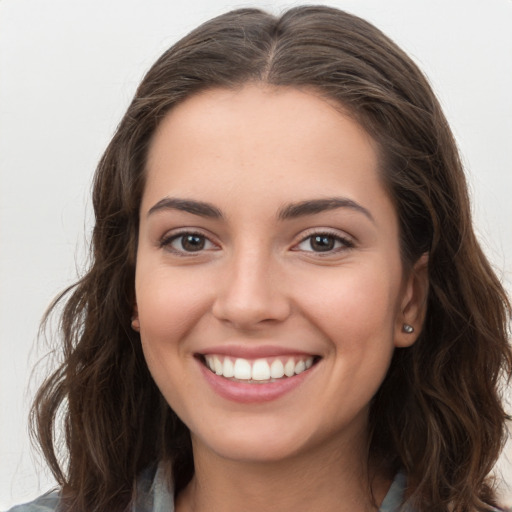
[135,464,410,512]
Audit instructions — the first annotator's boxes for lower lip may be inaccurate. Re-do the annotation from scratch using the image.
[198,361,316,404]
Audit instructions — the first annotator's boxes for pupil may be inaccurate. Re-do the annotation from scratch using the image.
[182,235,205,251]
[311,235,334,252]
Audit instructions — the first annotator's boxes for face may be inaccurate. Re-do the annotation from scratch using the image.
[134,85,425,465]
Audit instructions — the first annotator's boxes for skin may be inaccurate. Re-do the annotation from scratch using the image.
[133,84,428,512]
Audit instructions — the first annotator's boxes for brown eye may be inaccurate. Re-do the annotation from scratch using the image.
[180,234,206,251]
[161,232,216,254]
[310,235,336,252]
[295,232,354,253]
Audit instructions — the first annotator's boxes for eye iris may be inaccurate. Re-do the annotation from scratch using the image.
[181,234,205,251]
[311,235,335,252]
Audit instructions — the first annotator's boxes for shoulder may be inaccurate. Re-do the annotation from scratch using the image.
[4,490,60,512]
[4,464,174,512]
[378,472,506,512]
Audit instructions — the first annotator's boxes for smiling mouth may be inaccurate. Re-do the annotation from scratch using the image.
[197,354,320,383]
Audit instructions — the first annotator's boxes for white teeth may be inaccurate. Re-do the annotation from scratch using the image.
[205,356,215,372]
[222,358,234,378]
[270,359,285,379]
[294,360,306,374]
[214,356,223,375]
[204,355,315,381]
[252,359,271,381]
[233,358,252,380]
[284,358,295,377]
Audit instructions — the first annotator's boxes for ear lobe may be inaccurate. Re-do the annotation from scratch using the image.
[131,303,140,332]
[395,253,429,348]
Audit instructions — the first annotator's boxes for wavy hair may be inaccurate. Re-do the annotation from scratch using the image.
[31,6,511,511]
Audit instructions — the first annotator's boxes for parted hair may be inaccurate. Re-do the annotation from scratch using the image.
[32,6,511,511]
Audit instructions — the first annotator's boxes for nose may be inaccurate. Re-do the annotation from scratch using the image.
[211,248,292,330]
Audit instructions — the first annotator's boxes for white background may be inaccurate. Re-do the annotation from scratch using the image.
[1,0,511,508]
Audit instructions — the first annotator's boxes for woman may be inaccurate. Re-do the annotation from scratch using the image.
[9,6,511,512]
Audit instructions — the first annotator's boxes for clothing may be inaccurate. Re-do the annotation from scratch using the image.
[4,468,412,512]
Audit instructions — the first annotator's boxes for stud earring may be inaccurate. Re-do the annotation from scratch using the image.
[402,324,414,334]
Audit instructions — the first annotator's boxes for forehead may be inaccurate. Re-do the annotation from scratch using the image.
[147,85,376,168]
[142,84,392,222]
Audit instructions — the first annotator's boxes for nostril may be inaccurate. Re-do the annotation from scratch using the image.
[211,296,292,328]
[211,268,291,328]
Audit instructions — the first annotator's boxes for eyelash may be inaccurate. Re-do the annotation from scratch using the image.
[293,230,355,254]
[159,230,217,256]
[159,230,355,256]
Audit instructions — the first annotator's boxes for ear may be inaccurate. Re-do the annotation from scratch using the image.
[131,303,140,332]
[394,253,429,348]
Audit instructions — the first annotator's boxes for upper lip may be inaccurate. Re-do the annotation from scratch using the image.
[197,344,319,359]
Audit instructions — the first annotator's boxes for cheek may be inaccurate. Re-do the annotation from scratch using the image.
[135,265,212,345]
[299,262,401,345]
[295,261,402,400]
[135,268,210,414]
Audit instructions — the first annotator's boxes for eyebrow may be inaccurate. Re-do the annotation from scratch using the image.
[278,197,374,222]
[147,196,374,223]
[147,197,223,219]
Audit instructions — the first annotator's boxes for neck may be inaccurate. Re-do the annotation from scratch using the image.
[175,432,391,512]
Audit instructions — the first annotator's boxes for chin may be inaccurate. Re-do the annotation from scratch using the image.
[196,436,306,464]
[190,418,317,464]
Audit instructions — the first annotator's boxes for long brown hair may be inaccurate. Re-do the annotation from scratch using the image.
[32,6,511,511]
